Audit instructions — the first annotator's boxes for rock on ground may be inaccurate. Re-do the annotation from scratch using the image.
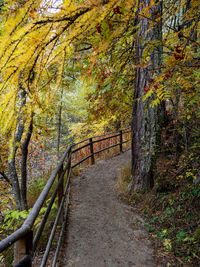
[59,150,155,267]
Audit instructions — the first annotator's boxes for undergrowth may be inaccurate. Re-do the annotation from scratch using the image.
[116,162,132,200]
[0,171,59,266]
[117,157,200,266]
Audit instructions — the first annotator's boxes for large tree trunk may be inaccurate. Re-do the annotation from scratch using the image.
[131,0,162,192]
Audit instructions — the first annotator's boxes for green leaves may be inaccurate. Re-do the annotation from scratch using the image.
[101,20,111,39]
[176,231,187,242]
[1,209,30,233]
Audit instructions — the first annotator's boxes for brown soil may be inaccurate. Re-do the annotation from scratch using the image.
[58,150,156,267]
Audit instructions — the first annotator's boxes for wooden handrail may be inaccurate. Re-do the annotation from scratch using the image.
[0,128,131,266]
[71,127,130,147]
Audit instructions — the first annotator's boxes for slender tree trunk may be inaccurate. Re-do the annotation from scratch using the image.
[8,88,26,210]
[131,0,162,192]
[21,114,33,210]
[57,88,63,160]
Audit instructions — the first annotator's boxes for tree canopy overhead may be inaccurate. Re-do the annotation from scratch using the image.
[0,0,199,209]
[1,0,199,127]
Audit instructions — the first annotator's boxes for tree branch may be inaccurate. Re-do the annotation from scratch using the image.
[0,171,11,185]
[34,7,90,25]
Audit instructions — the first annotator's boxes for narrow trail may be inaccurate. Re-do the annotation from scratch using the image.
[59,150,155,267]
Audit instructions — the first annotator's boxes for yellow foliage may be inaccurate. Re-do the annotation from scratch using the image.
[163,238,172,250]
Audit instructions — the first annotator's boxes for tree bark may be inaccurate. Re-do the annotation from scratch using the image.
[8,131,23,210]
[57,88,64,160]
[21,114,33,210]
[8,88,26,211]
[131,0,162,192]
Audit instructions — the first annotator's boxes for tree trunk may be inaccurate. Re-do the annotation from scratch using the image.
[21,114,33,210]
[8,130,24,210]
[57,88,64,160]
[131,0,162,192]
[8,88,26,211]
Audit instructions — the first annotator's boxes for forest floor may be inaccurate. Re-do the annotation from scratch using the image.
[58,150,156,267]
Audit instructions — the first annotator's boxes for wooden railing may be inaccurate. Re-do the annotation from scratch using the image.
[0,128,131,267]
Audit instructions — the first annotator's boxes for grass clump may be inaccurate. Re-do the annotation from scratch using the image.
[116,162,131,200]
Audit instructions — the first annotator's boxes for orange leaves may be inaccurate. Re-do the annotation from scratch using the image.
[173,45,185,60]
[139,0,155,18]
[113,6,122,15]
[29,8,37,20]
[149,0,155,9]
[143,76,159,94]
[87,68,91,75]
[143,86,150,92]
[96,24,102,35]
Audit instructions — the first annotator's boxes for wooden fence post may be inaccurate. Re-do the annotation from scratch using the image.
[120,130,123,153]
[89,138,95,165]
[14,230,33,266]
[58,164,64,224]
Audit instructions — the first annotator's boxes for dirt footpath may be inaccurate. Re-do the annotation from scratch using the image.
[59,150,156,267]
